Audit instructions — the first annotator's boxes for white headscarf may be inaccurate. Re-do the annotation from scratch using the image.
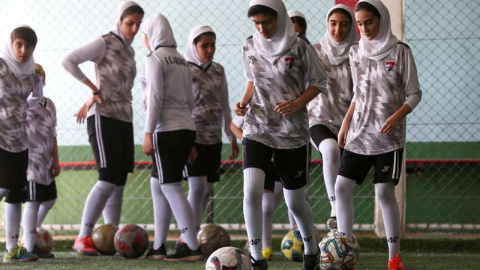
[2,26,36,80]
[319,4,357,65]
[185,25,215,67]
[249,0,297,64]
[141,13,177,50]
[112,1,141,47]
[356,0,399,60]
[287,10,305,20]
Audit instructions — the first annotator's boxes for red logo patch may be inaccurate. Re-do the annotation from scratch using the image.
[385,61,395,71]
[285,57,295,68]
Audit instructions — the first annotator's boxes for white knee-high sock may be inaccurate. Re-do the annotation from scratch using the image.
[375,183,401,258]
[284,187,316,255]
[102,185,124,226]
[335,176,356,241]
[78,181,116,238]
[150,177,171,249]
[23,201,40,252]
[203,182,214,217]
[243,168,265,260]
[187,176,207,232]
[319,139,341,217]
[37,199,55,228]
[262,191,275,249]
[161,182,198,250]
[5,203,22,251]
[0,187,9,200]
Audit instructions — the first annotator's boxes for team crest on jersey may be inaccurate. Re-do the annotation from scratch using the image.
[248,56,257,64]
[285,56,295,69]
[385,61,395,71]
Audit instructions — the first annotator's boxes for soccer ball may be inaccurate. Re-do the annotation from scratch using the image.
[35,228,54,252]
[205,247,252,270]
[92,224,118,255]
[319,230,359,270]
[281,227,322,262]
[197,224,231,257]
[114,224,149,259]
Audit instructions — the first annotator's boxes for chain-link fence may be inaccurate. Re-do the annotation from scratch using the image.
[0,0,478,234]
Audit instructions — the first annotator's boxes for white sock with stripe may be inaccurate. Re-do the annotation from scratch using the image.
[150,177,171,249]
[23,201,40,252]
[243,167,265,260]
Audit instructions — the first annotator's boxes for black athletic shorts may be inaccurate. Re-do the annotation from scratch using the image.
[310,124,337,149]
[242,138,309,190]
[0,147,28,203]
[185,142,222,183]
[338,148,404,185]
[87,115,134,185]
[26,181,57,202]
[264,161,281,192]
[151,130,196,183]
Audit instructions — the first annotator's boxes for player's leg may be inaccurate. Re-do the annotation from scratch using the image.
[243,138,271,263]
[23,182,41,253]
[37,199,56,228]
[102,184,124,226]
[336,150,372,241]
[155,130,202,261]
[187,175,207,231]
[261,161,276,261]
[373,149,404,269]
[275,144,318,268]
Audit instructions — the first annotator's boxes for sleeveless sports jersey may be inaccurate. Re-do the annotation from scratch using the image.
[190,62,233,144]
[346,43,422,155]
[26,98,57,185]
[242,37,326,149]
[0,59,42,153]
[88,33,136,123]
[308,44,353,135]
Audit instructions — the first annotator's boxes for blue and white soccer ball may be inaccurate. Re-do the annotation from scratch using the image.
[319,230,359,270]
[205,246,252,270]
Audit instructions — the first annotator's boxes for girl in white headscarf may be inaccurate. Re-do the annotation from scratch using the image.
[287,10,307,37]
[182,25,238,238]
[0,26,42,262]
[141,13,203,262]
[307,4,357,233]
[335,1,422,269]
[234,0,327,269]
[62,1,144,255]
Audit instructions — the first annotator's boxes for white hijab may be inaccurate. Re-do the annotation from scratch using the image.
[141,13,177,50]
[249,0,297,64]
[357,0,399,61]
[112,1,141,47]
[185,25,215,67]
[320,4,357,65]
[2,26,36,80]
[287,10,305,20]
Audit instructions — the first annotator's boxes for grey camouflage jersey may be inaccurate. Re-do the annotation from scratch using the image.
[88,33,136,123]
[190,62,233,144]
[308,44,353,134]
[0,59,42,153]
[346,43,422,155]
[26,98,57,185]
[242,37,326,149]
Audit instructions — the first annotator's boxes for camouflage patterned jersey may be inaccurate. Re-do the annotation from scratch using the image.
[242,37,326,149]
[26,98,57,185]
[88,33,136,122]
[0,59,43,153]
[308,44,353,135]
[190,62,233,144]
[346,43,422,155]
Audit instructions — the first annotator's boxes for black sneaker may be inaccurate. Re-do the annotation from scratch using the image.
[250,256,268,270]
[32,245,55,259]
[164,243,203,261]
[303,249,320,270]
[145,244,166,260]
[174,238,185,253]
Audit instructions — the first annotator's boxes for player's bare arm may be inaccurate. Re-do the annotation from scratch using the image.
[274,85,320,116]
[380,104,412,135]
[338,102,355,148]
[235,81,254,116]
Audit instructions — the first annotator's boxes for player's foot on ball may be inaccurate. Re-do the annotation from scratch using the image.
[262,248,272,261]
[326,216,337,231]
[32,245,55,259]
[303,248,320,270]
[73,236,97,255]
[164,243,203,261]
[250,256,268,270]
[388,254,405,270]
[3,246,39,262]
[146,244,166,260]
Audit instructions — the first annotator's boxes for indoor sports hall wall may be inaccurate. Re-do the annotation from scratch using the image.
[0,0,478,232]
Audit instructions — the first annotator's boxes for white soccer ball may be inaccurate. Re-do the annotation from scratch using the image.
[205,246,252,270]
[35,228,54,252]
[319,230,359,270]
